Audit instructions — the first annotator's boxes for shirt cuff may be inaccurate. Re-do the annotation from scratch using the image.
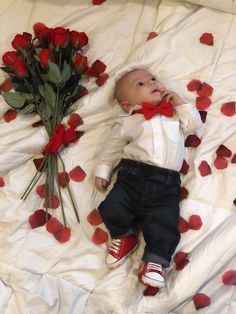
[94,163,113,181]
[174,103,197,117]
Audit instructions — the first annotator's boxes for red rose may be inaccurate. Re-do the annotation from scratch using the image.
[73,53,88,73]
[49,27,70,47]
[12,58,28,77]
[12,33,32,50]
[2,51,18,66]
[39,49,56,67]
[70,31,89,49]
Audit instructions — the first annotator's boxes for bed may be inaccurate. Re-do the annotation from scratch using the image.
[0,0,235,313]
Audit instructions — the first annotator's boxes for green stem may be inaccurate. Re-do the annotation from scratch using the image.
[55,154,67,226]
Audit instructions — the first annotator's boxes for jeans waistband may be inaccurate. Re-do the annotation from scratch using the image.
[119,159,180,185]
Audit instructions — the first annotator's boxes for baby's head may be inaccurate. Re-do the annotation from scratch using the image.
[114,68,166,112]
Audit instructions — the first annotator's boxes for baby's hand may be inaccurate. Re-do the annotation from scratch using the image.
[95,176,109,191]
[161,90,183,107]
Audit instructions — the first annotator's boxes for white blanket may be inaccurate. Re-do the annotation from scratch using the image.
[0,1,235,313]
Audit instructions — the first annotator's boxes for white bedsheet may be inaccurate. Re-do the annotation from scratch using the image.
[0,1,235,313]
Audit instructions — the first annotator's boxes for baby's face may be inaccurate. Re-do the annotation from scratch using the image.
[117,69,166,108]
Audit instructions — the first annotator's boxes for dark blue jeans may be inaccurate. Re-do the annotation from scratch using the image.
[98,159,181,267]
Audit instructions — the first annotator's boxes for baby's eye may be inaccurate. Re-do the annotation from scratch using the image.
[151,77,156,81]
[137,82,144,86]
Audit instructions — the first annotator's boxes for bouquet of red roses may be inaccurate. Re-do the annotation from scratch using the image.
[1,22,108,242]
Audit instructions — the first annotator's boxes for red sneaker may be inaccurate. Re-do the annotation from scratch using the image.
[106,234,139,268]
[141,261,165,288]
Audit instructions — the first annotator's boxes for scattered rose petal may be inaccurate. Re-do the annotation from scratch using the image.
[95,72,109,86]
[178,216,189,233]
[92,0,106,5]
[29,209,51,229]
[222,270,236,286]
[0,78,12,92]
[187,79,201,92]
[198,160,211,176]
[67,113,83,129]
[76,86,89,100]
[36,184,46,198]
[188,215,202,230]
[58,172,70,188]
[87,208,103,226]
[196,96,211,110]
[216,145,232,158]
[46,217,63,234]
[185,134,201,148]
[143,286,159,296]
[0,177,5,187]
[3,110,17,122]
[199,111,207,123]
[54,226,71,243]
[196,82,213,97]
[32,120,43,128]
[87,59,106,77]
[193,293,211,310]
[33,157,46,171]
[92,227,108,244]
[43,194,60,209]
[221,102,235,117]
[199,33,214,46]
[231,154,236,163]
[180,159,189,175]
[180,187,188,201]
[214,157,228,170]
[147,32,158,41]
[69,165,86,182]
[174,251,189,271]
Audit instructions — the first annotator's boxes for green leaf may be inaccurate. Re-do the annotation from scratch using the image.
[61,62,72,83]
[1,92,31,109]
[34,48,43,55]
[19,103,35,114]
[47,62,62,84]
[38,84,45,98]
[44,83,56,108]
[0,66,12,73]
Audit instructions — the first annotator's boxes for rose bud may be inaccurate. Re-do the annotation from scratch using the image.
[73,53,88,73]
[11,33,32,50]
[39,49,56,67]
[49,27,70,48]
[70,31,89,49]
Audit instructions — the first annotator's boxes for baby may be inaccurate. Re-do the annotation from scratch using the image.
[94,68,203,288]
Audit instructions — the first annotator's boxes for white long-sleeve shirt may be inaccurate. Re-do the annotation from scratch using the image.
[94,103,203,181]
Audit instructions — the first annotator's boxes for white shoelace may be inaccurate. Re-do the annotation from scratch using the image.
[147,262,162,272]
[109,239,122,254]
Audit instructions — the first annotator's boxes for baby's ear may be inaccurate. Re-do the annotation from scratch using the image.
[120,101,132,112]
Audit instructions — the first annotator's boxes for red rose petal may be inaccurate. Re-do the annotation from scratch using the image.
[185,134,201,148]
[221,102,235,117]
[196,82,213,97]
[67,113,83,129]
[0,177,5,187]
[199,33,214,46]
[92,0,106,5]
[36,184,46,198]
[46,217,63,234]
[234,199,236,206]
[43,194,60,209]
[198,160,211,176]
[95,72,109,86]
[196,96,211,110]
[180,159,189,175]
[180,187,188,201]
[143,286,160,296]
[29,209,51,229]
[58,172,70,188]
[33,157,46,171]
[3,110,17,122]
[69,165,86,182]
[216,145,232,158]
[222,270,236,286]
[92,227,108,245]
[193,293,211,310]
[231,154,236,163]
[187,79,201,92]
[174,251,189,271]
[214,157,228,170]
[199,111,207,123]
[178,216,189,233]
[87,59,106,77]
[0,78,12,92]
[87,208,103,226]
[147,32,158,41]
[54,226,71,243]
[188,215,202,230]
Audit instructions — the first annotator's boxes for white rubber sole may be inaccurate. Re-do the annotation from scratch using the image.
[105,243,139,269]
[141,274,165,288]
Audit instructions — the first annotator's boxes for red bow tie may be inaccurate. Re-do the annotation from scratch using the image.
[132,101,173,120]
